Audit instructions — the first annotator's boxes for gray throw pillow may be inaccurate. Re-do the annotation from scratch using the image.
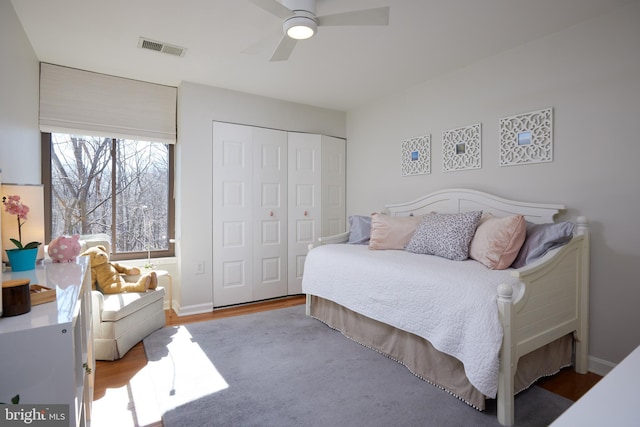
[347,215,372,245]
[511,221,575,268]
[405,211,482,261]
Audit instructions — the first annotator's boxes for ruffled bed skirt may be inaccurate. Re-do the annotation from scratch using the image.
[309,295,572,410]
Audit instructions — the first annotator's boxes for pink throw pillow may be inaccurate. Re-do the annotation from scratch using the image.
[469,213,526,269]
[368,213,423,250]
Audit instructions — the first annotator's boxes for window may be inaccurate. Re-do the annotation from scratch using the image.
[42,133,175,261]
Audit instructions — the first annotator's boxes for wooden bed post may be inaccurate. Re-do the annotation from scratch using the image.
[574,216,590,374]
[497,283,515,426]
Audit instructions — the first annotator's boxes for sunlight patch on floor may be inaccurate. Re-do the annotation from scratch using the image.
[91,361,161,427]
[147,325,230,411]
[92,326,229,425]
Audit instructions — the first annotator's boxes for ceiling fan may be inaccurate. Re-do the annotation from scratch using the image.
[247,0,390,61]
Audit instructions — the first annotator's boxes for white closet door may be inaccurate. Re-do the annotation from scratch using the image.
[288,133,322,295]
[321,135,346,237]
[213,122,254,307]
[252,127,288,300]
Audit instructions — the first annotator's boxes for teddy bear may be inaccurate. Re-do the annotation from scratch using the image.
[48,234,81,263]
[80,245,157,294]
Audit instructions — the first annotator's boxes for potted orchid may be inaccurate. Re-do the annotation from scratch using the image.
[3,195,42,271]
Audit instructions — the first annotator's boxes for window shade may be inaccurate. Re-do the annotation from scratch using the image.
[39,63,177,144]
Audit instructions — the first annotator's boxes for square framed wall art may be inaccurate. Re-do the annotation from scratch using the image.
[442,123,481,172]
[401,134,431,176]
[499,107,553,166]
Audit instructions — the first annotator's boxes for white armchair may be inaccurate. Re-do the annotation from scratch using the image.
[91,285,165,360]
[74,235,166,361]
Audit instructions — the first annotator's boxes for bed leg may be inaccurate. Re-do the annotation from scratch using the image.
[574,333,589,374]
[497,367,515,426]
[305,294,311,316]
[497,283,515,426]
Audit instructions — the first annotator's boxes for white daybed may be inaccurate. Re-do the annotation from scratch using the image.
[302,188,589,426]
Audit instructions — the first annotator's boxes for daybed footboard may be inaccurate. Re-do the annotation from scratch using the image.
[497,217,590,426]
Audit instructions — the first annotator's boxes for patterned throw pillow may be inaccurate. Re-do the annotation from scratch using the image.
[406,211,483,260]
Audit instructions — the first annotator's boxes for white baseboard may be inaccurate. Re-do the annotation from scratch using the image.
[588,355,616,376]
[173,302,212,317]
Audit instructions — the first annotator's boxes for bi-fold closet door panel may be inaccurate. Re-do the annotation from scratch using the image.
[286,133,346,294]
[213,122,287,307]
[287,133,322,295]
[252,126,288,301]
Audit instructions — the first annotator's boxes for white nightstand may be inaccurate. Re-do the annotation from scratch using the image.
[0,258,94,426]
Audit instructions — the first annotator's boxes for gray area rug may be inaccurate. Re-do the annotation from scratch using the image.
[143,305,572,427]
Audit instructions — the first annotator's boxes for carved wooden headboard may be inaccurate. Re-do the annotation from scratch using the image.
[385,188,564,224]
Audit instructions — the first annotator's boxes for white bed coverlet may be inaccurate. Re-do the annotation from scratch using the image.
[302,244,522,398]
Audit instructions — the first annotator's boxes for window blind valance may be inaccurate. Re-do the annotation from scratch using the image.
[39,63,177,144]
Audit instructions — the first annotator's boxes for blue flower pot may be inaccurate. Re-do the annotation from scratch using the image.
[6,248,38,272]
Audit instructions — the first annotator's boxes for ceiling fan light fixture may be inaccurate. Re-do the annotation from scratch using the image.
[284,16,317,40]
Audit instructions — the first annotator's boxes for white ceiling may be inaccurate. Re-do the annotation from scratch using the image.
[10,0,631,111]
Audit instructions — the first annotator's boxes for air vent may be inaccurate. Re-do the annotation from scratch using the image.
[138,37,187,57]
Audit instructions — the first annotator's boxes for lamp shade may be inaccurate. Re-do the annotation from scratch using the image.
[283,16,317,40]
[1,184,45,264]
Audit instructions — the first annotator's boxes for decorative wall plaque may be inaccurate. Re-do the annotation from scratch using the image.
[499,107,553,166]
[442,123,481,172]
[401,135,431,176]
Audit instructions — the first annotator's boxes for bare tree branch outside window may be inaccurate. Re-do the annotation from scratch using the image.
[50,134,171,258]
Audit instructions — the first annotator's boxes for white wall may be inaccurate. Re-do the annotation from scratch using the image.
[346,2,640,370]
[176,82,346,315]
[0,0,40,184]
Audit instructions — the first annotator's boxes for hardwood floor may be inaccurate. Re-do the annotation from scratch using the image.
[91,296,307,427]
[536,367,602,402]
[91,295,601,426]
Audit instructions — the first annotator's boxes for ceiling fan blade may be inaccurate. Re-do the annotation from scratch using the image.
[317,6,390,26]
[248,0,293,20]
[242,29,283,55]
[270,35,297,62]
